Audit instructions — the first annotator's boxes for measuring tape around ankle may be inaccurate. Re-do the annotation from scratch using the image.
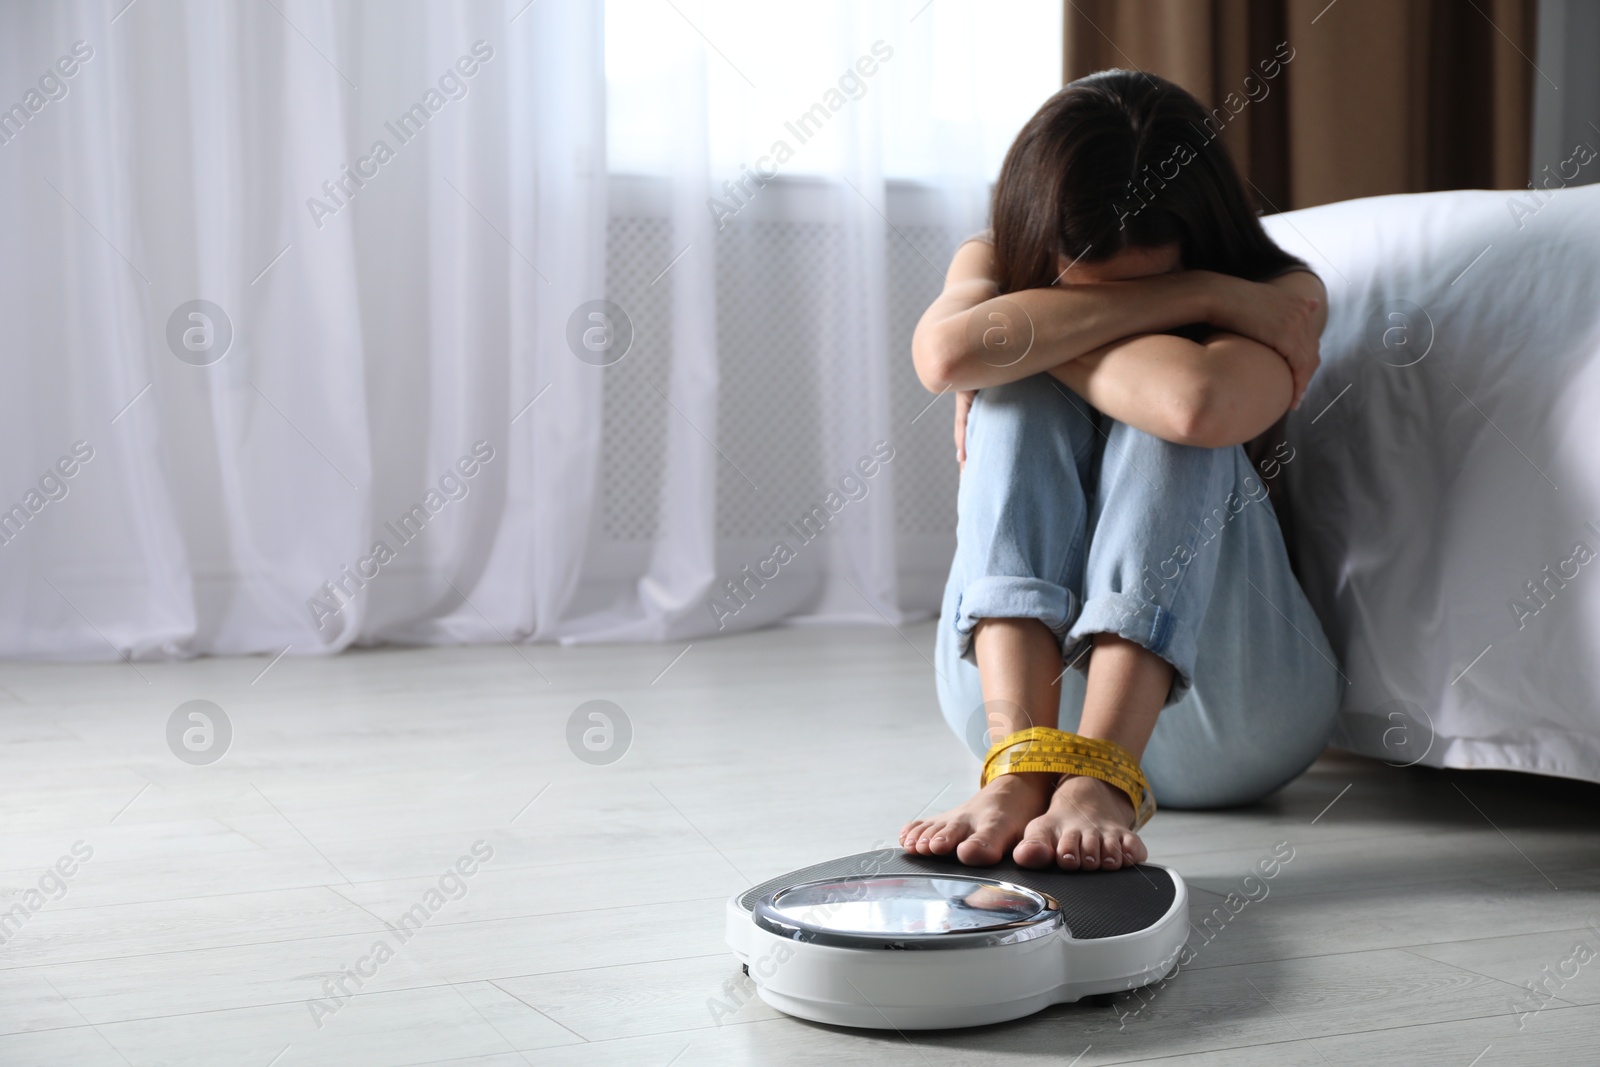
[981,727,1157,830]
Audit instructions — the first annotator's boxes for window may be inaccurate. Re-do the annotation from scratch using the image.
[605,0,1062,183]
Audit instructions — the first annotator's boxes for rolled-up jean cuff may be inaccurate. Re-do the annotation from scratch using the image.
[953,576,1076,663]
[1063,593,1198,707]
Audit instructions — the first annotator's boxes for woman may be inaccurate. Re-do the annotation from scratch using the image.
[898,70,1342,873]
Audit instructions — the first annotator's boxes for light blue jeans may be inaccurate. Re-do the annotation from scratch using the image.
[936,375,1342,808]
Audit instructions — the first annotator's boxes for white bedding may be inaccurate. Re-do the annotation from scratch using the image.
[1263,185,1600,784]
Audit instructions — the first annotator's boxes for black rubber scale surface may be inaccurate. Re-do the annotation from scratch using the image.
[738,848,1175,941]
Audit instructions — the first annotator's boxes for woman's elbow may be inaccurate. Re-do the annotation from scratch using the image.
[1158,375,1243,448]
[1173,391,1279,449]
[1155,378,1221,448]
[912,329,963,393]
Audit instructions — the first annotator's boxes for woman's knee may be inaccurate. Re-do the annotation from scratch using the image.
[981,373,1086,414]
[1101,419,1240,487]
[967,375,1096,464]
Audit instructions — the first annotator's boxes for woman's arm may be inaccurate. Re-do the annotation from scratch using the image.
[1049,271,1329,448]
[912,240,1321,396]
[913,239,1211,393]
[1049,333,1288,448]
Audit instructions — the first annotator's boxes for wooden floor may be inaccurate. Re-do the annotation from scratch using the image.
[2,623,1598,1066]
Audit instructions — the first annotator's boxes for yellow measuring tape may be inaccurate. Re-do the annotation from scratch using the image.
[981,727,1157,830]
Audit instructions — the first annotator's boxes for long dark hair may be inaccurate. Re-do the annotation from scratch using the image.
[990,70,1304,295]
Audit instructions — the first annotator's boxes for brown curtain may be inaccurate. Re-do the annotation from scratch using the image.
[1062,0,1537,211]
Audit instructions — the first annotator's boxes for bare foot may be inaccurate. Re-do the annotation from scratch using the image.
[899,773,1057,865]
[1012,775,1149,871]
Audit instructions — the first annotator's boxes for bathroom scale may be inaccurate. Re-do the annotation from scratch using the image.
[724,847,1188,1029]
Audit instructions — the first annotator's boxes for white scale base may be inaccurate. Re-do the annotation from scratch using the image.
[725,851,1188,1030]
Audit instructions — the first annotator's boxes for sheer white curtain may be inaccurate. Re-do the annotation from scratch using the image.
[568,0,1058,641]
[0,0,1057,660]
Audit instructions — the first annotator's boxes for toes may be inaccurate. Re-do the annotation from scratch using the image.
[925,819,969,856]
[1079,829,1102,870]
[955,815,1012,865]
[1012,820,1056,869]
[1055,828,1082,870]
[955,834,1004,865]
[1101,833,1123,870]
[898,820,926,848]
[1122,831,1148,865]
[1012,841,1053,868]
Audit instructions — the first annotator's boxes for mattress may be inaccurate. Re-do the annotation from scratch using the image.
[1262,184,1600,784]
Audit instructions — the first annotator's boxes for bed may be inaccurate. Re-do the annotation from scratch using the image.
[1262,183,1600,785]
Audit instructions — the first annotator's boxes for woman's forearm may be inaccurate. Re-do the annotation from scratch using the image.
[912,238,1320,407]
[915,272,1217,393]
[1050,330,1292,448]
[1049,334,1211,445]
